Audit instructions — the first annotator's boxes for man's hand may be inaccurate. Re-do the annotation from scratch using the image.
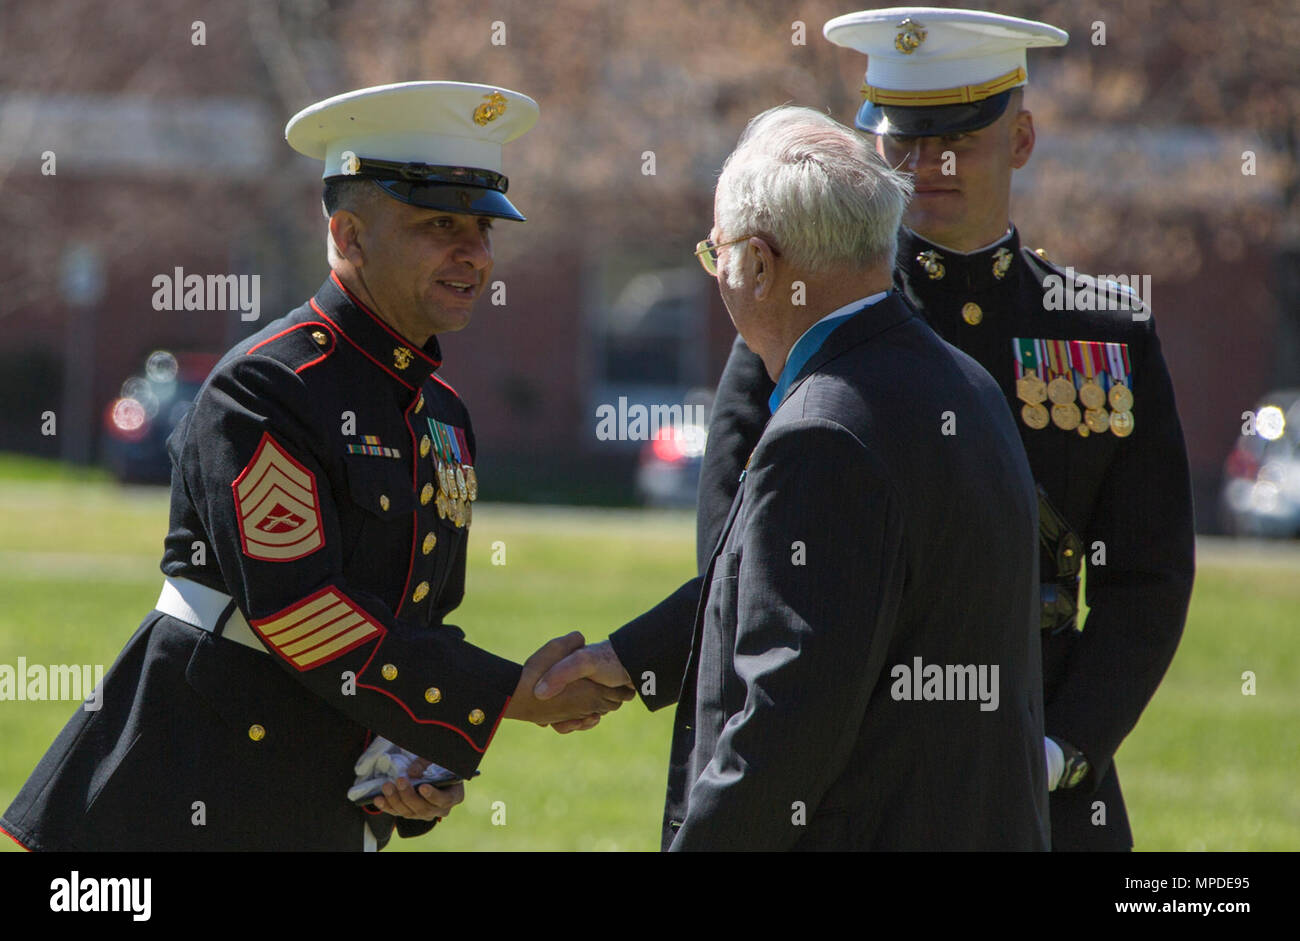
[372,758,466,821]
[534,639,633,734]
[505,632,634,727]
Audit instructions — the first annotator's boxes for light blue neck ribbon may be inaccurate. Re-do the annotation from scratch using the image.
[767,294,888,414]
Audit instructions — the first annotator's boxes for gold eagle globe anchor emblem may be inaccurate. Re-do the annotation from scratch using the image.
[894,18,927,55]
[473,91,509,126]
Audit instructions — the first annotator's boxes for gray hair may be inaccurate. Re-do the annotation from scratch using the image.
[714,106,912,280]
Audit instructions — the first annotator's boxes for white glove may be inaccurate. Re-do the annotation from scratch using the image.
[349,735,457,804]
[1044,736,1064,792]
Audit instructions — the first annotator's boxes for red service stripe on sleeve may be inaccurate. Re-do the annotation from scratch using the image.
[250,586,385,671]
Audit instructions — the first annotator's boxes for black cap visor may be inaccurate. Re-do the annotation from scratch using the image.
[374,179,526,221]
[857,90,1012,138]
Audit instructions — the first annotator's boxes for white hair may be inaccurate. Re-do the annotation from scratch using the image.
[714,106,912,284]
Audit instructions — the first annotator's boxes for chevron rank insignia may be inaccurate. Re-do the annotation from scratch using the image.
[250,587,383,670]
[233,432,324,562]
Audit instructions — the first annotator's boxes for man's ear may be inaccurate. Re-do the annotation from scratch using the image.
[750,237,778,302]
[1009,108,1035,171]
[328,210,366,267]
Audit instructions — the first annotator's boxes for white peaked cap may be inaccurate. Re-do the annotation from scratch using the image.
[826,7,1060,103]
[286,81,538,178]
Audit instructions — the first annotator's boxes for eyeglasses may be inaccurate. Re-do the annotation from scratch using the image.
[694,235,754,276]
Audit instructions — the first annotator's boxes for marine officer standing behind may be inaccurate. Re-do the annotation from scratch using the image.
[1,82,631,852]
[538,9,1195,852]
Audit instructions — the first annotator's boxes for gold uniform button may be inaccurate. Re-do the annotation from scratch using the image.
[381,663,398,681]
[248,724,266,742]
[421,483,434,505]
[311,330,328,346]
[412,581,430,603]
[468,709,486,726]
[425,687,442,704]
[420,435,432,458]
[422,532,437,555]
[961,302,983,325]
[379,494,390,512]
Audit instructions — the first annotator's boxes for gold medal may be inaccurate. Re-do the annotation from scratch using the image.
[1021,402,1049,430]
[455,465,467,501]
[440,464,454,496]
[452,498,466,528]
[1016,370,1047,405]
[1079,380,1106,410]
[465,466,478,501]
[1084,407,1110,434]
[464,500,472,526]
[1045,339,1076,405]
[1047,376,1076,405]
[435,490,448,519]
[1051,401,1081,431]
[1103,341,1134,413]
[1110,409,1134,437]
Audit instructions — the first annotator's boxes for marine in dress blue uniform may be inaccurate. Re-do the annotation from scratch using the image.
[1,82,574,851]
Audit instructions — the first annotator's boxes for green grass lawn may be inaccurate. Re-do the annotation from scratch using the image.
[1,472,1297,850]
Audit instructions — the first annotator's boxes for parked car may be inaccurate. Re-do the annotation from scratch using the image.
[635,414,710,508]
[1220,389,1300,538]
[102,350,219,483]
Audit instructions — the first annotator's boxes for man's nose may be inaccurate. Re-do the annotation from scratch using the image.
[454,224,492,267]
[902,138,946,171]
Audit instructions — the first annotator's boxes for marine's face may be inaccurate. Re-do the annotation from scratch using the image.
[358,196,496,338]
[876,103,1032,250]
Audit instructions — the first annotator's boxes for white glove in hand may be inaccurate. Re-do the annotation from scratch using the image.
[1045,736,1064,792]
[348,735,455,804]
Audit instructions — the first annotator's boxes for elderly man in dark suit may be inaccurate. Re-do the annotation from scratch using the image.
[542,106,1049,850]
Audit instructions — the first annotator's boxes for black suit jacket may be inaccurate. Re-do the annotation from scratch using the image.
[630,295,1048,851]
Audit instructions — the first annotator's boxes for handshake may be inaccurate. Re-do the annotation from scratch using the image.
[370,633,633,822]
[505,631,635,733]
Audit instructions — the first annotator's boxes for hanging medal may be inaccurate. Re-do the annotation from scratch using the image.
[1105,342,1135,437]
[1047,339,1080,431]
[1077,341,1110,434]
[1014,338,1049,430]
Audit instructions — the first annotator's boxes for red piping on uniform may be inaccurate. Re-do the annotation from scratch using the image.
[430,373,459,399]
[352,629,487,752]
[248,321,333,357]
[485,697,509,749]
[0,823,30,851]
[310,300,416,390]
[330,271,442,369]
[355,681,488,752]
[395,393,420,615]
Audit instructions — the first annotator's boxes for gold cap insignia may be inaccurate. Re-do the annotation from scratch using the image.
[895,17,927,55]
[393,347,414,370]
[473,91,509,126]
